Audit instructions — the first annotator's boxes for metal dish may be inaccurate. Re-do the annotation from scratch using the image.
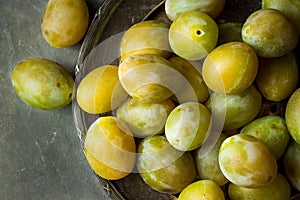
[73,0,300,199]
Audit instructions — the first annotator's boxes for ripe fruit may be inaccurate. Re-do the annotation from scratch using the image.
[169,10,218,60]
[283,140,300,191]
[206,86,262,131]
[137,135,197,194]
[116,97,175,137]
[194,133,229,186]
[118,54,183,103]
[84,116,136,180]
[165,102,211,151]
[178,180,225,200]
[165,0,225,20]
[242,8,298,58]
[228,173,291,200]
[255,53,298,101]
[169,56,209,103]
[262,0,300,34]
[285,88,300,144]
[240,116,290,159]
[202,42,258,94]
[41,0,89,47]
[219,134,277,188]
[120,20,171,62]
[11,58,74,110]
[76,65,128,114]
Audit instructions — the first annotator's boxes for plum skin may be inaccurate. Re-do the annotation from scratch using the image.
[202,42,258,94]
[169,10,219,61]
[285,88,300,144]
[11,58,74,110]
[242,8,298,58]
[41,0,89,48]
[219,134,277,188]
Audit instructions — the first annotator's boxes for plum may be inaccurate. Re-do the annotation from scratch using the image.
[262,0,300,34]
[137,135,197,194]
[116,97,175,137]
[240,116,290,159]
[285,88,300,144]
[256,53,298,101]
[76,65,128,114]
[165,0,225,20]
[242,9,298,58]
[118,54,183,103]
[169,10,218,60]
[228,173,291,200]
[84,116,136,180]
[41,0,89,47]
[219,134,277,188]
[283,140,300,191]
[206,86,262,131]
[11,58,74,110]
[165,102,211,151]
[120,20,171,62]
[178,180,225,200]
[194,133,229,186]
[202,42,258,94]
[169,56,209,103]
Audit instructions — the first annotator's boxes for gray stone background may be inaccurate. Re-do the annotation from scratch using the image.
[0,0,110,199]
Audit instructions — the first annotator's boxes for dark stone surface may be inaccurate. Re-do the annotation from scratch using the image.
[0,0,110,199]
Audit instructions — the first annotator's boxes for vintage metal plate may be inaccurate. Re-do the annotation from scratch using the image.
[73,0,300,199]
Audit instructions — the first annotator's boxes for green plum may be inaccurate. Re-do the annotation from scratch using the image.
[84,116,136,180]
[76,65,128,114]
[178,180,225,200]
[242,8,298,58]
[285,88,300,144]
[262,0,300,34]
[137,135,197,194]
[165,102,212,151]
[228,173,291,200]
[41,0,89,48]
[283,140,300,191]
[165,0,225,20]
[256,53,298,101]
[169,10,218,60]
[202,42,258,94]
[11,58,74,110]
[169,56,209,103]
[206,86,262,131]
[116,97,175,137]
[120,20,171,62]
[118,54,183,103]
[219,134,277,188]
[194,133,229,186]
[240,116,290,159]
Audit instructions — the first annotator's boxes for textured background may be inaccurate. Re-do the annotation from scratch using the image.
[0,0,110,199]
